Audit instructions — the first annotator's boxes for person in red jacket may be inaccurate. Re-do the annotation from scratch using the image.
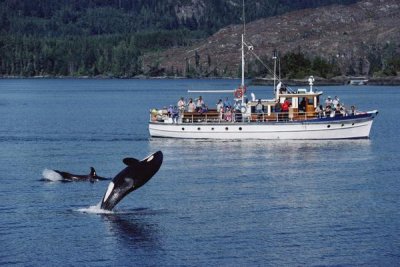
[281,99,291,120]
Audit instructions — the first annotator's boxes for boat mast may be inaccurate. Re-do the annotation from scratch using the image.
[273,50,277,95]
[241,0,245,89]
[273,50,280,99]
[241,0,245,103]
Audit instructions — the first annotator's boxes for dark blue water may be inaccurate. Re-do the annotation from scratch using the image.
[0,79,399,266]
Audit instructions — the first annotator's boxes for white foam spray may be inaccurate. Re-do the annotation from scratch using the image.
[76,202,114,214]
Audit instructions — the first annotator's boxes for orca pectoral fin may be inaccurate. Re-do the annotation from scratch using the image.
[123,158,140,166]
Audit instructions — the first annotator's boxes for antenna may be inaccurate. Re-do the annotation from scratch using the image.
[242,0,245,36]
[273,49,277,94]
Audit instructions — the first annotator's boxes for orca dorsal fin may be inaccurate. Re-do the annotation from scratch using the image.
[123,157,140,166]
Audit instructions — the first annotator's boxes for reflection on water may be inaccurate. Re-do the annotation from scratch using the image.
[102,210,160,249]
[149,138,373,164]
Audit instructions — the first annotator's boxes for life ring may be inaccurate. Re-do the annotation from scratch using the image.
[234,89,243,98]
[240,106,247,113]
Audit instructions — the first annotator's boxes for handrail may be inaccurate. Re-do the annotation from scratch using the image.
[150,109,355,124]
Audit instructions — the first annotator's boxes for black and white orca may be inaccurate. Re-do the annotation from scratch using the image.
[53,167,109,183]
[100,151,163,211]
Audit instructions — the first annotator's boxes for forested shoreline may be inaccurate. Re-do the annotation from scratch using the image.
[1,0,399,79]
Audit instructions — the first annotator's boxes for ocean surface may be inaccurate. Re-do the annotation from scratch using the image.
[0,78,399,266]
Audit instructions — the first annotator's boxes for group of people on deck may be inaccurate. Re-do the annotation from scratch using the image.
[157,94,357,124]
[170,96,252,122]
[316,95,356,118]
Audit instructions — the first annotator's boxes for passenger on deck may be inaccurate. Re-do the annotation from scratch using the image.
[242,99,252,122]
[350,105,356,116]
[339,104,346,116]
[315,105,323,118]
[223,97,231,110]
[167,105,174,115]
[332,96,340,108]
[168,105,179,123]
[325,96,332,108]
[216,99,223,113]
[171,106,179,123]
[299,98,306,112]
[196,96,204,112]
[335,104,342,116]
[281,99,290,120]
[187,98,195,112]
[325,105,332,117]
[178,97,186,112]
[216,99,223,121]
[255,99,264,121]
[199,104,208,114]
[177,97,186,122]
[233,101,242,122]
[224,107,232,122]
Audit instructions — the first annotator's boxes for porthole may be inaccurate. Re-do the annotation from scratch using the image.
[327,125,331,128]
[341,124,344,127]
[182,128,185,131]
[197,127,201,131]
[225,127,229,131]
[211,127,214,131]
[239,127,242,131]
[352,123,355,126]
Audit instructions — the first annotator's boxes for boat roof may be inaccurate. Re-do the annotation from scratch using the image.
[279,91,323,98]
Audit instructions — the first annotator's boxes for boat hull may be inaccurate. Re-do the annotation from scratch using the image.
[149,112,377,140]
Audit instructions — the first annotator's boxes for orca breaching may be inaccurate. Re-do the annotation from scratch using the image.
[44,151,163,211]
[100,151,163,210]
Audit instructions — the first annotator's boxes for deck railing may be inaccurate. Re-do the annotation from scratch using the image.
[150,110,326,123]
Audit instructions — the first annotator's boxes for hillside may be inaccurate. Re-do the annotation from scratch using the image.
[142,0,400,78]
[0,0,357,36]
[0,0,361,77]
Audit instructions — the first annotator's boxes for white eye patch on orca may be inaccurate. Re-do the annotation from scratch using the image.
[146,155,154,162]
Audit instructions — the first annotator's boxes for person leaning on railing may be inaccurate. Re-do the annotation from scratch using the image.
[255,99,264,121]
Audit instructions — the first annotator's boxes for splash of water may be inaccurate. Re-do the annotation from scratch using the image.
[77,202,114,214]
[42,169,63,181]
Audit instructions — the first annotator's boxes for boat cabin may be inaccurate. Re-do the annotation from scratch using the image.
[247,89,322,121]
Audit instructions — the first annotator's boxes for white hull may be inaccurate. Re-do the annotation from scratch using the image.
[149,113,377,140]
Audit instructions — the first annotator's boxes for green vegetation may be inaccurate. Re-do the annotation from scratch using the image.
[2,0,398,78]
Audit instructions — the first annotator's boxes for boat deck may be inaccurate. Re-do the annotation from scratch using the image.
[152,109,329,124]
